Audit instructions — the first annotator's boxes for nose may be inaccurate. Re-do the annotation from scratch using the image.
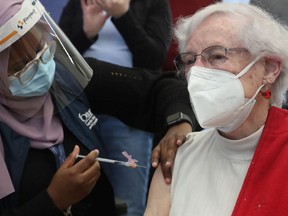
[194,55,206,67]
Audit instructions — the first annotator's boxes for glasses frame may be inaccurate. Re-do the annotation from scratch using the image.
[174,45,248,78]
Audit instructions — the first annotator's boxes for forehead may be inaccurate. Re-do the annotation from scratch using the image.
[12,26,43,48]
[8,26,45,74]
[9,26,44,60]
[186,14,242,51]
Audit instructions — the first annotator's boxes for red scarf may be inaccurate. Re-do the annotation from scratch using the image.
[232,107,288,216]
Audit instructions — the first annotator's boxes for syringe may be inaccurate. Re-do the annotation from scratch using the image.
[76,154,146,168]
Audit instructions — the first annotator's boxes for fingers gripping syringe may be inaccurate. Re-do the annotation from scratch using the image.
[76,154,146,168]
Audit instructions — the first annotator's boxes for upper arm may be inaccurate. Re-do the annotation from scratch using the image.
[144,165,171,216]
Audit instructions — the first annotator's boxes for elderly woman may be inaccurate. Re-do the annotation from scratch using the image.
[144,2,288,216]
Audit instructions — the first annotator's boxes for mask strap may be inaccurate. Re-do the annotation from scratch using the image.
[241,84,264,110]
[236,56,261,78]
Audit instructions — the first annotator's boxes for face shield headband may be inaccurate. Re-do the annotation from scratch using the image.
[0,0,43,52]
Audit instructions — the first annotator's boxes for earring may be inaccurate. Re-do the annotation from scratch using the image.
[260,86,271,99]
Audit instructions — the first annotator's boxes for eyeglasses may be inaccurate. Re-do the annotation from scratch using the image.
[174,45,248,78]
[9,40,56,85]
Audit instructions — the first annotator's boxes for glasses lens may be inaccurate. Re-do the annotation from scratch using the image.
[18,63,38,85]
[174,53,196,76]
[202,46,227,67]
[41,41,56,64]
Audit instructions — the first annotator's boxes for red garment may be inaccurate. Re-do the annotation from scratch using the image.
[232,106,288,216]
[162,0,216,71]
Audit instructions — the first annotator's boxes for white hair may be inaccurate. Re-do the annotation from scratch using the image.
[174,2,288,107]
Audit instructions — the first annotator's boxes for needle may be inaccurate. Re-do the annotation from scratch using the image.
[76,154,146,168]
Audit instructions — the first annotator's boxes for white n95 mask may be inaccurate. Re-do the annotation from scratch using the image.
[187,58,262,133]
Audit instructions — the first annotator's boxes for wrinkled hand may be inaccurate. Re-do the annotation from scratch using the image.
[95,0,131,18]
[47,145,101,210]
[81,0,109,40]
[151,122,192,184]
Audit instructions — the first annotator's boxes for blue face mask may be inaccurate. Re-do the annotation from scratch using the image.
[8,59,56,97]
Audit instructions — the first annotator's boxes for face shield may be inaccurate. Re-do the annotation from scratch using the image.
[0,0,93,111]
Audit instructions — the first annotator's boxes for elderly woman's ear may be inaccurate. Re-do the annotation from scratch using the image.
[263,54,282,83]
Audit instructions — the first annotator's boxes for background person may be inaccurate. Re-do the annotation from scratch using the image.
[145,2,288,215]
